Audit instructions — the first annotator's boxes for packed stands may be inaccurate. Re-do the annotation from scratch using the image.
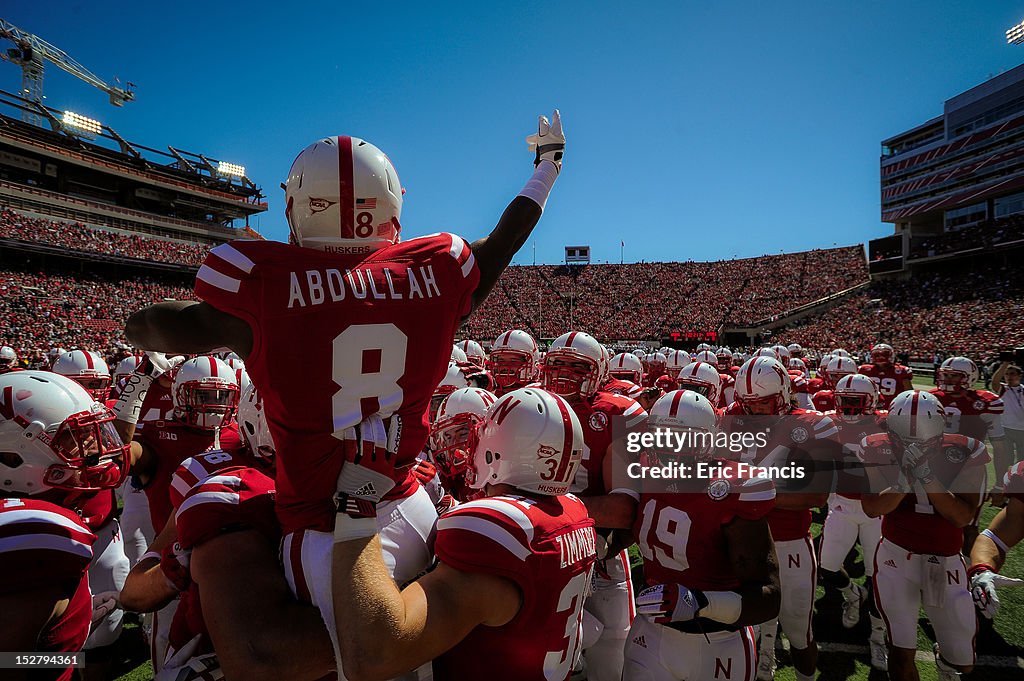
[908,214,1024,259]
[0,208,211,267]
[777,265,1024,361]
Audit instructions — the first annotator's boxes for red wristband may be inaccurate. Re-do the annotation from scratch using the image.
[967,563,996,579]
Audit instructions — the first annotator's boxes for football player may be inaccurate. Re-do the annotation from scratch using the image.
[625,390,780,681]
[0,371,128,681]
[604,352,645,399]
[858,343,913,409]
[52,349,113,402]
[818,374,888,670]
[0,345,20,373]
[429,387,497,503]
[811,355,858,412]
[455,338,487,368]
[970,459,1024,622]
[675,361,725,412]
[930,357,1007,502]
[331,388,596,681]
[488,329,542,396]
[541,331,647,681]
[642,351,668,388]
[124,111,566,671]
[861,390,986,681]
[722,356,840,681]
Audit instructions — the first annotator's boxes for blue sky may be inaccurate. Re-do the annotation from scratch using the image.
[3,2,1023,263]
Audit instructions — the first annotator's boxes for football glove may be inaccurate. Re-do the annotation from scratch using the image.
[911,458,935,484]
[901,442,928,469]
[334,415,401,541]
[160,541,192,593]
[137,351,176,380]
[526,109,565,171]
[635,583,708,624]
[412,458,438,486]
[971,569,1000,619]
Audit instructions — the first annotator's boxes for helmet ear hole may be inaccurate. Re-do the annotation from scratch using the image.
[0,452,23,468]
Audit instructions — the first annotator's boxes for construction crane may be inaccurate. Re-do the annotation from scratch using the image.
[0,18,134,127]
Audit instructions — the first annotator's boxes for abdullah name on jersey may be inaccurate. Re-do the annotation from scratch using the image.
[166,453,279,661]
[634,460,775,597]
[929,388,1005,443]
[721,404,840,541]
[858,363,913,407]
[0,498,96,681]
[135,419,243,533]
[195,235,480,535]
[432,493,596,681]
[859,432,988,556]
[569,391,647,498]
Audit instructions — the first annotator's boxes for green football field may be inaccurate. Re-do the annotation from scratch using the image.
[111,378,1024,680]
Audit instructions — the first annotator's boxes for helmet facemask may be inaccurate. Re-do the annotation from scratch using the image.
[176,382,239,429]
[938,369,969,393]
[835,392,874,423]
[541,353,599,399]
[72,375,112,402]
[44,408,128,491]
[738,393,787,416]
[488,350,534,389]
[429,412,482,481]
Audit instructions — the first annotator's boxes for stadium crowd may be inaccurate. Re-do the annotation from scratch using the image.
[909,214,1024,259]
[0,207,211,266]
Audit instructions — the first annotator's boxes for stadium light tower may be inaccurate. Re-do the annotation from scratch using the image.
[1007,19,1024,44]
[0,19,135,127]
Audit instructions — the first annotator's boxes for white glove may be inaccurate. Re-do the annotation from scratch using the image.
[971,570,1000,619]
[901,443,928,469]
[333,415,401,542]
[635,583,706,624]
[91,590,121,626]
[526,109,565,172]
[156,634,224,681]
[138,351,175,380]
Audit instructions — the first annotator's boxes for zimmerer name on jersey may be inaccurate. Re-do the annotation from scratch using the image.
[556,525,598,568]
[287,264,443,308]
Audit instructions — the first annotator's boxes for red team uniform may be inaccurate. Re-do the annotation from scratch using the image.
[858,363,913,408]
[626,463,775,680]
[195,235,480,656]
[432,494,596,681]
[0,498,96,681]
[860,432,987,666]
[928,388,1005,443]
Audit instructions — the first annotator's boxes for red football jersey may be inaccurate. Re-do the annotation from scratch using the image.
[601,377,644,400]
[806,376,826,394]
[195,236,479,534]
[721,405,839,541]
[136,379,175,428]
[168,465,278,658]
[569,391,647,497]
[433,494,596,681]
[812,389,836,413]
[858,363,913,407]
[929,389,1005,442]
[822,412,888,500]
[136,420,242,532]
[635,461,775,591]
[860,432,988,556]
[0,498,95,680]
[169,448,261,511]
[1004,460,1024,502]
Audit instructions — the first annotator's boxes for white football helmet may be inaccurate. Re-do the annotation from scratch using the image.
[696,343,712,353]
[431,363,472,423]
[467,388,584,496]
[632,347,648,358]
[833,374,879,422]
[676,362,723,405]
[233,366,252,397]
[818,353,834,377]
[488,330,540,390]
[455,340,487,368]
[715,347,734,373]
[0,346,17,369]
[609,353,643,384]
[693,350,718,366]
[664,350,691,380]
[0,371,127,499]
[647,390,718,460]
[771,344,791,365]
[284,136,403,254]
[642,352,668,378]
[832,348,851,359]
[888,390,945,447]
[734,357,791,415]
[870,343,895,366]
[755,347,779,361]
[224,356,245,373]
[52,350,112,401]
[236,383,275,463]
[787,358,809,376]
[825,356,858,386]
[114,355,142,383]
[172,357,240,429]
[430,387,498,481]
[542,331,605,399]
[938,356,979,392]
[787,343,804,358]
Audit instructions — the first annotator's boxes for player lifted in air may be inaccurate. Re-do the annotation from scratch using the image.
[124,111,566,671]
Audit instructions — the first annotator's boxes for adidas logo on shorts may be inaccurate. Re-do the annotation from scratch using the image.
[632,635,647,648]
[355,482,377,497]
[884,559,897,568]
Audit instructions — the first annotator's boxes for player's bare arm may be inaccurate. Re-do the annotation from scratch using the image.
[0,587,69,681]
[125,300,252,358]
[191,529,336,681]
[119,516,179,612]
[923,463,984,528]
[724,516,782,625]
[582,441,639,528]
[332,535,521,681]
[469,110,564,312]
[861,461,908,518]
[972,498,1024,573]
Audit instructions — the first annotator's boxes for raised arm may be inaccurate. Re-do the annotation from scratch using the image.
[125,301,252,357]
[469,110,565,311]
